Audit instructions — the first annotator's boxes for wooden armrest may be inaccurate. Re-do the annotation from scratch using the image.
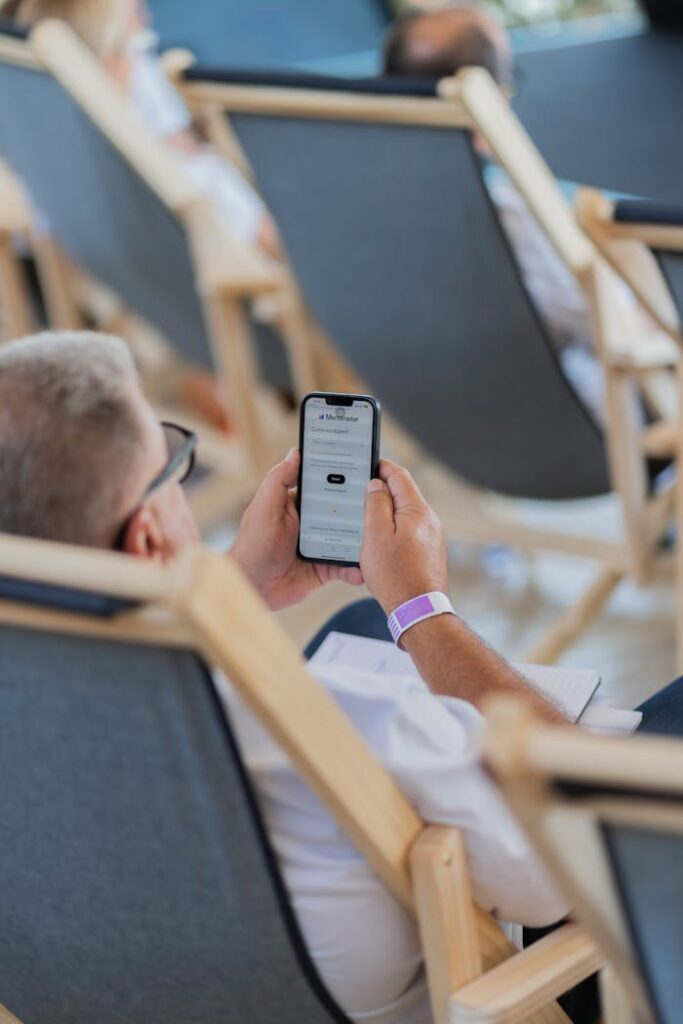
[183,199,283,296]
[641,419,679,459]
[607,221,683,252]
[577,189,683,251]
[605,331,679,370]
[450,924,604,1024]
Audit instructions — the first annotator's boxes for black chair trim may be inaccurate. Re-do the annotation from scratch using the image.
[553,778,683,805]
[0,17,29,39]
[0,575,139,617]
[613,199,683,227]
[184,64,439,98]
[601,822,666,1024]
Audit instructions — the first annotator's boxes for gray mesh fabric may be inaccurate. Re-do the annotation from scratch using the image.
[229,111,608,499]
[604,823,683,1024]
[147,0,391,69]
[0,623,345,1024]
[0,59,214,369]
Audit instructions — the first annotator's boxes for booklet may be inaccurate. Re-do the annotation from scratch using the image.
[309,631,642,734]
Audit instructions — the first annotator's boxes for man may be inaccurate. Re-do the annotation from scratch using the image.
[383,4,605,422]
[1,331,680,1023]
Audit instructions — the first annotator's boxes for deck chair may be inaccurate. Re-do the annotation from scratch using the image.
[578,189,683,667]
[0,532,603,1024]
[147,0,392,71]
[485,696,683,1024]
[176,63,679,664]
[0,158,33,341]
[0,20,315,526]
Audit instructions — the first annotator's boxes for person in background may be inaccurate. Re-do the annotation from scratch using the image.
[3,0,283,431]
[384,4,606,421]
[10,0,282,259]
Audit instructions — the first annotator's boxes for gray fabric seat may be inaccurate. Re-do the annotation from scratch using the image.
[194,69,610,500]
[0,23,290,389]
[0,23,213,370]
[146,0,392,70]
[603,822,683,1024]
[0,577,348,1024]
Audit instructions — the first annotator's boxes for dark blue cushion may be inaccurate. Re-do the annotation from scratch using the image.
[0,576,139,617]
[184,65,439,97]
[613,199,683,227]
[0,17,28,39]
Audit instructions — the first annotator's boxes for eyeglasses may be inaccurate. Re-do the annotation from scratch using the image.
[143,421,197,497]
[113,421,197,550]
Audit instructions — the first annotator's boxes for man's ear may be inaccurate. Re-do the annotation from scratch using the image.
[120,505,165,561]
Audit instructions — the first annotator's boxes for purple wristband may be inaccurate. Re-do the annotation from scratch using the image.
[387,592,454,648]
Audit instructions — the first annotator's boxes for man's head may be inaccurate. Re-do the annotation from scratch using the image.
[0,331,198,557]
[383,4,513,87]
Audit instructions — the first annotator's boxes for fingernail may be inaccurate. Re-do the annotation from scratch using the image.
[285,447,298,463]
[366,479,384,493]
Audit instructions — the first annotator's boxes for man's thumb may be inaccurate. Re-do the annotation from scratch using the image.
[257,448,300,506]
[364,478,394,531]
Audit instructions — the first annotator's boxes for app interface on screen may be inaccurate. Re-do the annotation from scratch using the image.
[300,397,374,562]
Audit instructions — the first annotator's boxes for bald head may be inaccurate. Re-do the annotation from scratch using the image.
[0,331,154,548]
[384,5,513,86]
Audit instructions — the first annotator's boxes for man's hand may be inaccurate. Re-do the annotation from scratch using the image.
[360,458,448,614]
[230,448,363,610]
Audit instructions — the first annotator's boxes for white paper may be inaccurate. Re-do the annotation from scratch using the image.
[579,698,642,736]
[310,632,600,722]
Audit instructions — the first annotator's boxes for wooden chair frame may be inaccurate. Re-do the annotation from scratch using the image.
[579,188,683,671]
[0,22,319,528]
[0,532,602,1024]
[0,159,34,342]
[485,696,683,1024]
[173,64,679,664]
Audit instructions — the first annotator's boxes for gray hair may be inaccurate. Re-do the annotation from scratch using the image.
[0,331,148,547]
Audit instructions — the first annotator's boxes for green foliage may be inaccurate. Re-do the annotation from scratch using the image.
[485,0,636,27]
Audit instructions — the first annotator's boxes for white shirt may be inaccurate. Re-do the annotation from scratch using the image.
[487,171,609,423]
[215,663,568,1024]
[487,170,594,354]
[128,49,266,243]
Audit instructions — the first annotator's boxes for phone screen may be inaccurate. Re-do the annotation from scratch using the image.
[298,394,379,565]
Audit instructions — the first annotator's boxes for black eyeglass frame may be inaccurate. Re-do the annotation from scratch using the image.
[113,421,197,550]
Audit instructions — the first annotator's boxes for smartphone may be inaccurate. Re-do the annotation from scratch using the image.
[297,392,381,567]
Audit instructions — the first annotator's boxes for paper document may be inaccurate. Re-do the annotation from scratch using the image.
[309,632,635,732]
[579,698,642,736]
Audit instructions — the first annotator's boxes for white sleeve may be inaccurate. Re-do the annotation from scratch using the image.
[314,665,570,927]
[128,51,192,139]
[488,173,594,352]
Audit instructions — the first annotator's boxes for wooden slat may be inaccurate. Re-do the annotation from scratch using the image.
[453,68,595,277]
[0,533,186,603]
[0,33,39,69]
[451,925,603,1024]
[179,77,472,128]
[411,827,483,1024]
